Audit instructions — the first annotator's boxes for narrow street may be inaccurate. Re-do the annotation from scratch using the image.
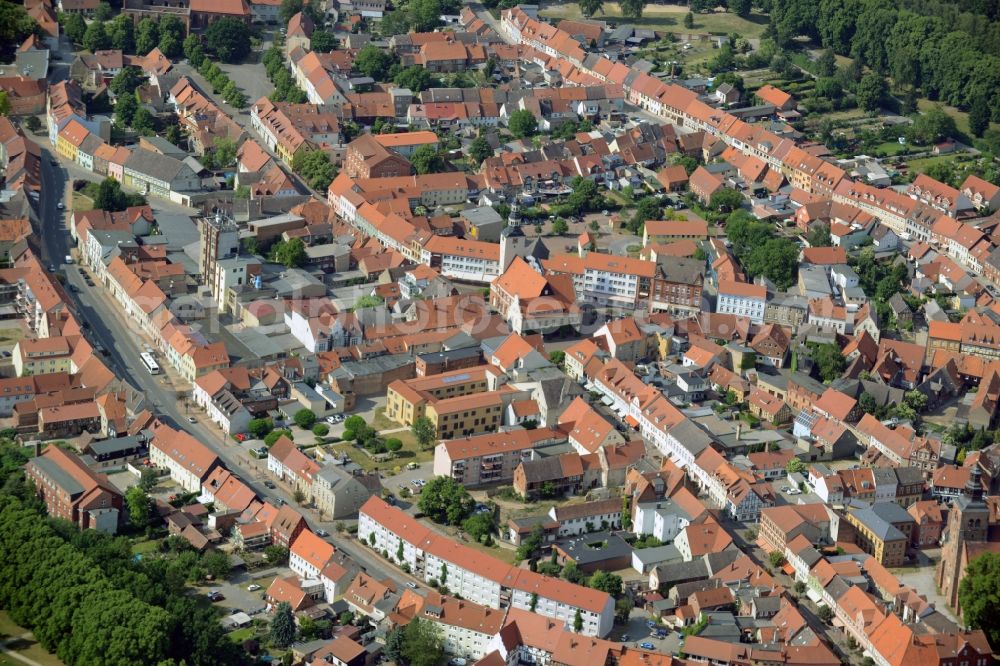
[37,140,401,584]
[724,518,864,665]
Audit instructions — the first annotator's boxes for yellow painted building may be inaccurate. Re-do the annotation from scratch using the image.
[56,119,90,163]
[385,365,496,427]
[843,504,912,567]
[426,392,504,440]
[13,338,74,377]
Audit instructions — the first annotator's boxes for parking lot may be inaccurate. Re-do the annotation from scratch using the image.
[203,566,291,616]
[610,609,684,655]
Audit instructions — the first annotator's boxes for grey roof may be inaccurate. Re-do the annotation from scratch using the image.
[124,148,189,183]
[305,243,351,259]
[848,502,908,541]
[699,622,742,642]
[824,575,853,602]
[703,549,741,574]
[870,501,916,525]
[795,546,824,569]
[659,256,704,285]
[519,456,565,484]
[87,434,148,456]
[790,371,826,396]
[509,514,558,530]
[666,419,713,457]
[887,292,910,314]
[632,544,681,566]
[315,464,368,492]
[461,205,503,227]
[416,346,482,367]
[142,135,188,158]
[894,465,925,486]
[555,531,632,566]
[654,559,709,587]
[79,134,105,156]
[31,456,84,496]
[330,355,413,380]
[752,596,782,614]
[872,468,897,486]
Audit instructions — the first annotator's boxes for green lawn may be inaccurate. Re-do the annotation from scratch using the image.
[132,539,161,556]
[905,154,962,176]
[539,2,769,37]
[916,99,996,139]
[0,611,63,666]
[372,407,396,431]
[873,141,911,157]
[0,328,23,345]
[71,191,93,212]
[226,627,256,644]
[330,429,433,474]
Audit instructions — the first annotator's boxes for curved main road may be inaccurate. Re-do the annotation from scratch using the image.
[37,144,400,583]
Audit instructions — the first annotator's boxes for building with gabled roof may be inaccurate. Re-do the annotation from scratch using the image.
[267,435,321,496]
[26,445,123,533]
[360,496,615,636]
[148,423,220,492]
[289,528,335,580]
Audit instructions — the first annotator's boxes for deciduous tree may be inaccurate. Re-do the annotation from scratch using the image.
[294,408,317,429]
[970,95,990,138]
[418,476,475,525]
[401,618,444,666]
[205,17,251,63]
[135,18,160,55]
[856,72,886,114]
[508,109,538,138]
[271,238,307,268]
[619,0,646,20]
[468,135,493,163]
[83,20,111,52]
[579,0,603,17]
[125,485,152,528]
[354,44,398,80]
[61,12,86,44]
[411,416,437,450]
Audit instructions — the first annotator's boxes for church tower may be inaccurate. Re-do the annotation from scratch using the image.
[500,197,527,271]
[936,463,989,609]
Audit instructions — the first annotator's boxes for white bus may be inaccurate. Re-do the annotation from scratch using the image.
[140,352,160,375]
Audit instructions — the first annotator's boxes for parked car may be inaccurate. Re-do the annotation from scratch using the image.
[207,591,224,602]
[247,584,261,592]
[315,529,329,537]
[264,480,276,489]
[639,643,654,650]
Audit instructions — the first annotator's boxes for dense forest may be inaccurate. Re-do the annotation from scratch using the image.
[0,444,246,666]
[764,0,1000,120]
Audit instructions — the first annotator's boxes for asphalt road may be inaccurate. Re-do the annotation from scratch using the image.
[36,138,407,585]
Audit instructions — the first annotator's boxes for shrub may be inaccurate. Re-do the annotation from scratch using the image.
[312,423,330,437]
[264,429,292,447]
[293,409,317,429]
